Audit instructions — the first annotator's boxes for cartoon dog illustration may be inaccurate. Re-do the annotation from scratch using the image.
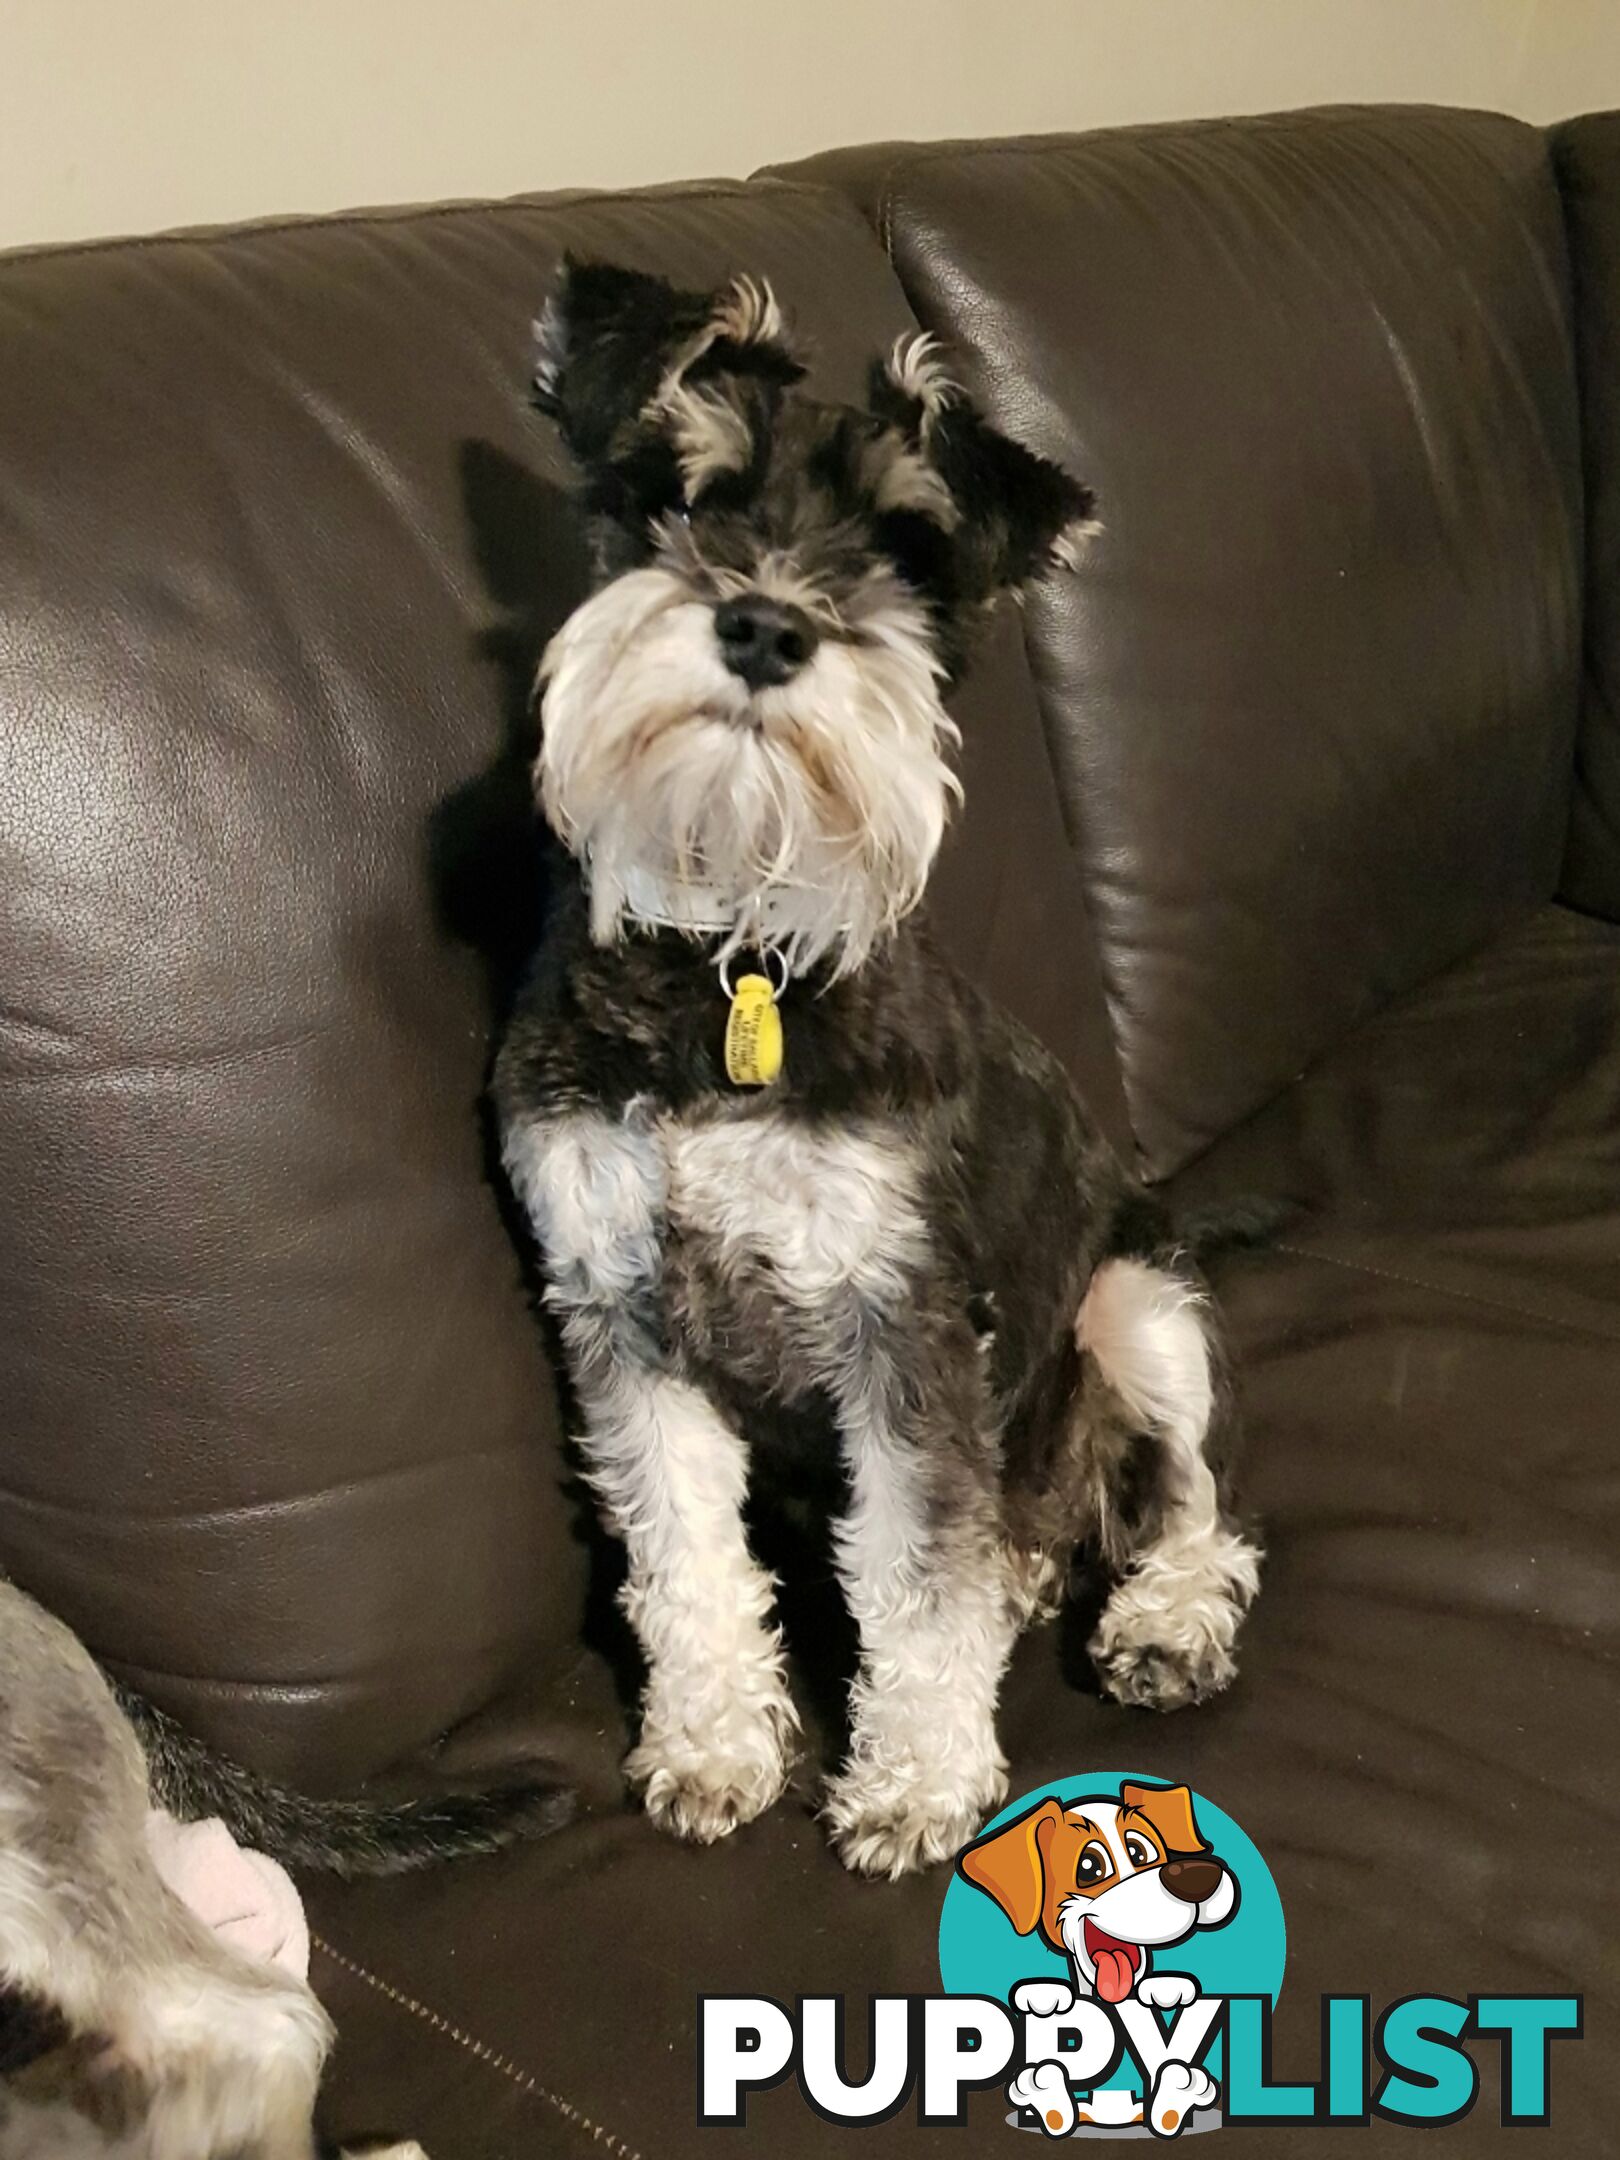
[959,1783,1235,2136]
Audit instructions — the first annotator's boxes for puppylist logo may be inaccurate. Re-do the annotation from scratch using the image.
[700,1774,1583,2138]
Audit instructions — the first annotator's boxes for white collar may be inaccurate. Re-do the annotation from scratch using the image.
[609,860,800,944]
[615,861,738,937]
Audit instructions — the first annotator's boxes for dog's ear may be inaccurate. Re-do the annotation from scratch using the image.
[871,332,1097,599]
[532,257,709,462]
[532,256,805,471]
[957,1797,1067,1936]
[1119,1782,1209,1859]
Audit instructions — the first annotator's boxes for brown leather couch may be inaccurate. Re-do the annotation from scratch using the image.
[1,102,1616,2155]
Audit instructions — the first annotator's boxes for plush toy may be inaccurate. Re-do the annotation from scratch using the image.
[145,1808,311,1981]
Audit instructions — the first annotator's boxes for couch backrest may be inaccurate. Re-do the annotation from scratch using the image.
[1552,110,1620,921]
[0,179,1123,1786]
[776,107,1584,1173]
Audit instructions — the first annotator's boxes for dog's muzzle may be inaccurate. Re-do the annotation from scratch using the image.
[713,595,819,690]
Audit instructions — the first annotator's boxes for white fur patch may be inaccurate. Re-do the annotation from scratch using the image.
[537,564,958,975]
[531,290,567,407]
[650,272,791,413]
[1079,1261,1214,1448]
[660,380,755,493]
[884,330,958,437]
[502,1104,664,1306]
[858,431,961,527]
[824,1414,1014,1879]
[597,1360,798,1842]
[668,1116,928,1310]
[1079,1259,1261,1705]
[1049,511,1104,571]
[714,271,785,348]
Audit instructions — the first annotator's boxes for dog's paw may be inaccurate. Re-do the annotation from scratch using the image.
[1009,2061,1076,2137]
[1093,1634,1235,1712]
[824,1763,1005,1880]
[1092,1538,1259,1713]
[627,1709,794,1843]
[1090,1589,1243,1712]
[1136,1973,1198,2011]
[1013,1979,1077,2019]
[825,1794,981,1879]
[1149,2059,1216,2136]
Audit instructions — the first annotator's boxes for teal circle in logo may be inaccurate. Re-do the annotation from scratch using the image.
[939,1772,1285,2106]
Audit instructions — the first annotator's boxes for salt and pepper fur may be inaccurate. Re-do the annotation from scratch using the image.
[0,1579,425,2159]
[497,260,1260,1877]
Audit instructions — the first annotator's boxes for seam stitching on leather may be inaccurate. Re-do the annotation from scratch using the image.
[877,165,902,260]
[1275,1242,1620,1343]
[845,106,1526,268]
[837,105,1517,196]
[310,1931,645,2158]
[0,179,830,275]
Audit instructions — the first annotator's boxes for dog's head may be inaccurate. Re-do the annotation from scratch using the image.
[529,257,1095,973]
[959,1783,1237,2005]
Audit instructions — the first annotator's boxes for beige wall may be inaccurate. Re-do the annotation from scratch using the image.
[2,0,1616,252]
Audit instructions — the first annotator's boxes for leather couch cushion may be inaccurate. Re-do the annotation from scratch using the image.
[308,901,1620,2158]
[773,109,1583,1175]
[0,179,1125,1787]
[1552,110,1620,918]
[1173,902,1620,1327]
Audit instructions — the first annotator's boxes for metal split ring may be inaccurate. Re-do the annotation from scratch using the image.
[716,944,791,1001]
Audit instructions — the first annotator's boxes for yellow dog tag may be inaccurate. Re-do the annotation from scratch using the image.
[724,972,784,1086]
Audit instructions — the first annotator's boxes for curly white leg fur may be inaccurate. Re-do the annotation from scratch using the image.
[1079,1259,1261,1712]
[825,1411,1014,1878]
[600,1371,798,1842]
[506,1110,798,1841]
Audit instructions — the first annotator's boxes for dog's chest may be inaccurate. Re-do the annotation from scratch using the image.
[667,1112,932,1303]
[509,1104,931,1332]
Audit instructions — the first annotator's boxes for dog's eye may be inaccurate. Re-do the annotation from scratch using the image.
[1075,1841,1112,1886]
[1123,1832,1158,1869]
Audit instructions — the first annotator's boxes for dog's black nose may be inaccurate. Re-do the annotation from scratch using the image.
[1161,1858,1224,1905]
[713,596,819,690]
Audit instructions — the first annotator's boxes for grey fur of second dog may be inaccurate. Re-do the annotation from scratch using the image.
[0,1578,426,2160]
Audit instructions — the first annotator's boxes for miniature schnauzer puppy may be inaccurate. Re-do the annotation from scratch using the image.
[494,260,1261,1878]
[0,1578,426,2159]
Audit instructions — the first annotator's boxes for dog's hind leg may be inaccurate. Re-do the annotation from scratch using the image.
[1078,1259,1261,1711]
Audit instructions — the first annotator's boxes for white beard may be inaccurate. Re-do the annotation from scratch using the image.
[537,567,959,976]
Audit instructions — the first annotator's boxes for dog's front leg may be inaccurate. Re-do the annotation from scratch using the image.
[506,1109,796,1842]
[824,1328,1015,1878]
[581,1359,798,1841]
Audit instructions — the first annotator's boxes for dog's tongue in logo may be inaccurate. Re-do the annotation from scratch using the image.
[1084,1920,1140,2005]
